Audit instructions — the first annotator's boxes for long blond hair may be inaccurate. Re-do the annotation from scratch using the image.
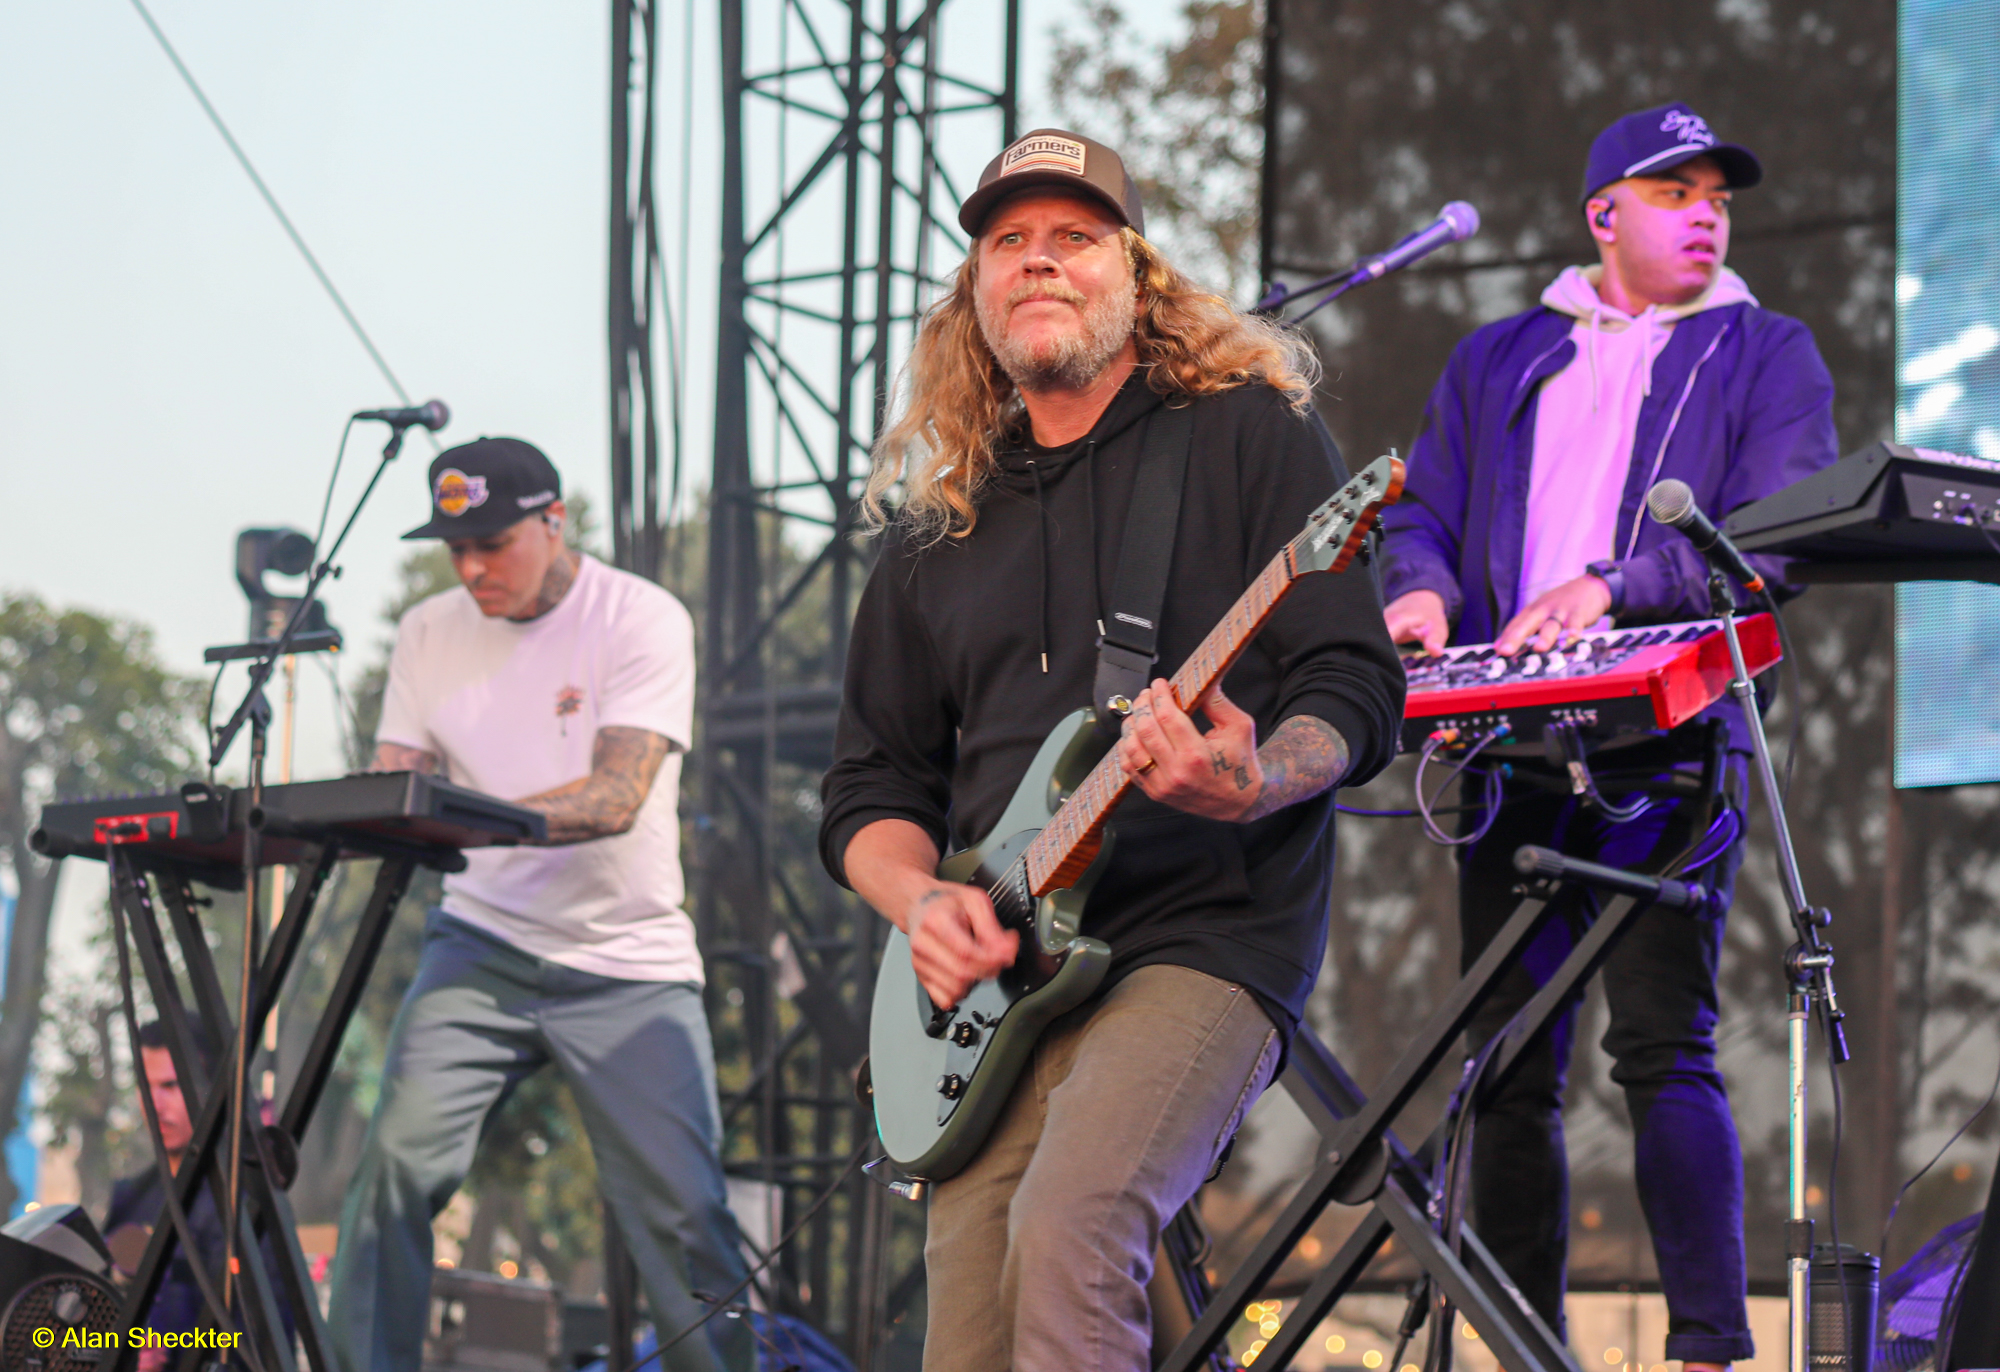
[865,229,1319,541]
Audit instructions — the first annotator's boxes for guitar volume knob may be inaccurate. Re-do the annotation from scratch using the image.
[937,1073,966,1100]
[950,1021,980,1048]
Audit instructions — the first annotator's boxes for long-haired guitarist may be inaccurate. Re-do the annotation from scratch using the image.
[1379,104,1840,1366]
[820,130,1406,1370]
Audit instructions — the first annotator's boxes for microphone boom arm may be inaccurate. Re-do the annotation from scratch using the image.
[207,424,409,769]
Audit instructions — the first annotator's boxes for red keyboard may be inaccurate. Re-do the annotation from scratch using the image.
[1399,615,1781,752]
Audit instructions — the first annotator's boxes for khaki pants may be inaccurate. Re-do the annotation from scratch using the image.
[922,964,1281,1372]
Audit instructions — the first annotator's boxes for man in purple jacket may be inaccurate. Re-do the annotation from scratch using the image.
[1380,104,1838,1364]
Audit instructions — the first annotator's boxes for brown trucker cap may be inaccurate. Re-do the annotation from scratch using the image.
[957,128,1146,238]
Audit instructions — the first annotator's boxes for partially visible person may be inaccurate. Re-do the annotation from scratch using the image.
[103,1022,290,1372]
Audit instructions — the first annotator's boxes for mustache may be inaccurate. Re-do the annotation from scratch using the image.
[1005,283,1088,310]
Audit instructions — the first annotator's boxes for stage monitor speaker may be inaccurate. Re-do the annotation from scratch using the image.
[0,1205,123,1372]
[1808,1243,1881,1372]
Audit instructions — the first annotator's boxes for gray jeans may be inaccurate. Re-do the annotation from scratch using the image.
[923,964,1281,1372]
[326,911,751,1372]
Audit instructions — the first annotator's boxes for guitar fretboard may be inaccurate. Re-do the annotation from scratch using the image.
[1023,546,1299,895]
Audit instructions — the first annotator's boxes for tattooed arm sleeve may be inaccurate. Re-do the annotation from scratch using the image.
[1240,715,1351,824]
[517,725,675,845]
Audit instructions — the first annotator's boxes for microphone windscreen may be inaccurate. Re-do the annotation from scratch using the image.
[420,399,451,431]
[1647,478,1695,527]
[1440,201,1481,242]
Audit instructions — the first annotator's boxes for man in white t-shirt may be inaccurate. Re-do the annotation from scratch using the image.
[326,438,749,1372]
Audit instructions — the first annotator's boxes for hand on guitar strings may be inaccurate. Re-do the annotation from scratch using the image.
[1118,679,1266,822]
[908,883,1020,1011]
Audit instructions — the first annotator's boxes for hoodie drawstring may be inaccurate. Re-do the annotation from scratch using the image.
[1027,458,1050,672]
[1084,440,1104,636]
[1588,304,1603,411]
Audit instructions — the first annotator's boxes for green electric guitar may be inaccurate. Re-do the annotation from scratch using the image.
[865,453,1406,1183]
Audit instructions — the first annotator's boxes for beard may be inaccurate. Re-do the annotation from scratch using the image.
[976,271,1138,392]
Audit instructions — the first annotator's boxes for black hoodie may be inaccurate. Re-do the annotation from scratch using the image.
[819,373,1406,1036]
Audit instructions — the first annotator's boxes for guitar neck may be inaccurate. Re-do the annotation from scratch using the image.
[1024,545,1300,895]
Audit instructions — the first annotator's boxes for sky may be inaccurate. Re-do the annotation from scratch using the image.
[1,0,1175,948]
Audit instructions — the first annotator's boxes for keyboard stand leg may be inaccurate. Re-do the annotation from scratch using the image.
[1160,878,1668,1372]
[156,873,235,1052]
[279,856,420,1139]
[108,843,387,1372]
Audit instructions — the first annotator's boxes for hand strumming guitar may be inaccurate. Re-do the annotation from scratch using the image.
[845,817,1020,1010]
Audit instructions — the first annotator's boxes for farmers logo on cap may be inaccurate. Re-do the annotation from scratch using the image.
[1660,109,1716,147]
[434,469,490,517]
[1000,134,1087,178]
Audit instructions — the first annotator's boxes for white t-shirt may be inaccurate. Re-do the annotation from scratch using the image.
[377,555,702,983]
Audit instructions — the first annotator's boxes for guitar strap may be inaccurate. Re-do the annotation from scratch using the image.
[1092,403,1193,743]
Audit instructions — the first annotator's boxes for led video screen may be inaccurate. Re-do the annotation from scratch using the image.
[1896,0,2000,788]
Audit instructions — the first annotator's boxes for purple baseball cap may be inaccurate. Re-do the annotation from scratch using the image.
[1580,102,1762,209]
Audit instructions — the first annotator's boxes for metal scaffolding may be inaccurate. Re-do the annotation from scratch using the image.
[613,0,1017,1361]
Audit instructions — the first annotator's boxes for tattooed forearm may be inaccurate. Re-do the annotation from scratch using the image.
[519,725,674,844]
[1240,716,1351,823]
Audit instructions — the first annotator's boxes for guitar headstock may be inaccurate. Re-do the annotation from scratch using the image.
[1291,453,1407,575]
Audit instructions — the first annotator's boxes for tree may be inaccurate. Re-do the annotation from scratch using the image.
[37,925,148,1216]
[0,593,197,1217]
[1049,2,1264,299]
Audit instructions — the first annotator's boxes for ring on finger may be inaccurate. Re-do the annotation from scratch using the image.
[1137,758,1158,775]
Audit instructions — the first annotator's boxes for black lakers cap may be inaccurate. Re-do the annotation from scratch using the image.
[402,437,563,540]
[957,128,1146,238]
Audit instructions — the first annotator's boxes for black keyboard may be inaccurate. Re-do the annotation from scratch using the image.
[32,772,545,883]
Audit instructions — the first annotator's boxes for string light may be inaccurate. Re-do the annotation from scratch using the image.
[1604,1349,1624,1365]
[1363,1350,1384,1367]
[1325,1335,1348,1354]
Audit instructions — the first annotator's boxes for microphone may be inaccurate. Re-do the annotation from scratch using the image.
[1645,479,1766,594]
[1351,201,1481,282]
[1513,845,1705,913]
[354,399,450,431]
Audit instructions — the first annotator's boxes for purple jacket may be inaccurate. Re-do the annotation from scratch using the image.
[1381,299,1838,645]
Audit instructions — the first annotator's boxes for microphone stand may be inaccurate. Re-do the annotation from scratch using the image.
[1707,571,1849,1372]
[202,419,416,1353]
[1254,265,1362,323]
[1253,225,1436,321]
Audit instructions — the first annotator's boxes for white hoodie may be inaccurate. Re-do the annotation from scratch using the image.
[1517,264,1757,618]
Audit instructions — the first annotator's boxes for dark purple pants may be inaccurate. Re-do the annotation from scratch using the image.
[1456,760,1755,1365]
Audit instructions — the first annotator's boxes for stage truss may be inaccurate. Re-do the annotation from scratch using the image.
[612,0,1018,1360]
